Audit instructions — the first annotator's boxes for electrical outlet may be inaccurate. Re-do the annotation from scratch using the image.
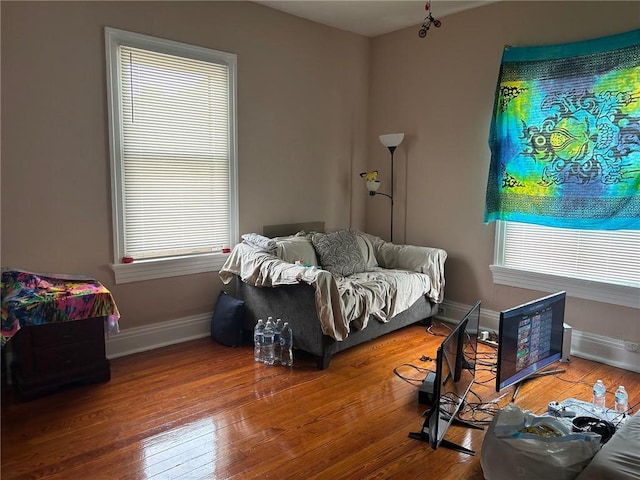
[437,306,447,317]
[623,341,639,353]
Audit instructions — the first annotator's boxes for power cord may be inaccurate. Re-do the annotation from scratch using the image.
[393,363,434,386]
[609,400,639,427]
[426,320,451,337]
[472,374,497,385]
[457,391,501,426]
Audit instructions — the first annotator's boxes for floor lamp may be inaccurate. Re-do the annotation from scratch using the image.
[362,133,404,243]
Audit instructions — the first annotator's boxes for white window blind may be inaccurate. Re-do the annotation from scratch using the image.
[106,28,238,284]
[500,222,640,288]
[119,46,230,259]
[492,221,639,308]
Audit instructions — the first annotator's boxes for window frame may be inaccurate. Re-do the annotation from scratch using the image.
[105,27,238,284]
[491,221,639,309]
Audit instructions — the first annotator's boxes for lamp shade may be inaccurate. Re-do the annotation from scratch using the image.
[379,133,405,148]
[366,180,381,193]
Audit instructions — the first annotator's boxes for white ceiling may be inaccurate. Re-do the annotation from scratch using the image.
[254,1,496,37]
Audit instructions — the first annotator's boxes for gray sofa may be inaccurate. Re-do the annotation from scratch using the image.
[220,226,446,369]
[236,279,437,369]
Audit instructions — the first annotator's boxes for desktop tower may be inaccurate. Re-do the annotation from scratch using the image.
[561,323,572,363]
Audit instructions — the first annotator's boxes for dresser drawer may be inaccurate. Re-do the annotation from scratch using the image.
[9,316,110,399]
[28,317,104,347]
[32,340,105,373]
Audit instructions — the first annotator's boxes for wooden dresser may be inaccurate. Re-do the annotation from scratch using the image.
[9,316,110,400]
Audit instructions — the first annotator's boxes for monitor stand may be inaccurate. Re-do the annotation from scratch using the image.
[408,416,483,456]
[511,368,566,402]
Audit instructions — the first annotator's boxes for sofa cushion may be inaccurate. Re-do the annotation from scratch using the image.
[311,230,367,277]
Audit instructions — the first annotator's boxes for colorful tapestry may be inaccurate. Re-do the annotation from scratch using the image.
[485,29,640,230]
[1,270,120,345]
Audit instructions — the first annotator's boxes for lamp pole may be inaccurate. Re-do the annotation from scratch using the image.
[387,145,396,243]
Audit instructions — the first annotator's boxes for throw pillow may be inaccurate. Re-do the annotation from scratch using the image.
[274,234,319,265]
[311,229,367,277]
[211,290,245,347]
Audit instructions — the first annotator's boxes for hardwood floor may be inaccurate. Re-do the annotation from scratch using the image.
[2,323,639,479]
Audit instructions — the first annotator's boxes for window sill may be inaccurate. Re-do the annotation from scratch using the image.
[112,253,229,284]
[490,265,639,309]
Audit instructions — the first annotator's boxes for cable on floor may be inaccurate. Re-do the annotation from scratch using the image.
[426,320,451,337]
[393,363,434,386]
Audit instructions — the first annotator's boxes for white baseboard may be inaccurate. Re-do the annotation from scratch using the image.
[436,300,640,374]
[105,313,211,359]
[107,303,640,374]
[570,330,640,373]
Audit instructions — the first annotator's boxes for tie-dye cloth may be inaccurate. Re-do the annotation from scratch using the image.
[485,29,640,230]
[1,270,120,345]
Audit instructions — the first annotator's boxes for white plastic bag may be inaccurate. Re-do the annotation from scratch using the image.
[481,404,601,480]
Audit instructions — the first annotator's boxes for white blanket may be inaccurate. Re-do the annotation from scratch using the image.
[219,241,446,341]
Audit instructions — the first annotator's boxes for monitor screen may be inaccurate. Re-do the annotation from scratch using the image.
[496,291,565,392]
[428,300,480,451]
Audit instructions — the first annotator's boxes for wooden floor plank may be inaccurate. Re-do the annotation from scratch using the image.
[2,324,639,479]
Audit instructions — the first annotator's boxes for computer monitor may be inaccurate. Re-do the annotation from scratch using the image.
[409,301,482,455]
[496,291,566,400]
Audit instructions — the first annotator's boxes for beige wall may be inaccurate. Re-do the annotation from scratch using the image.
[2,1,638,343]
[368,1,640,340]
[1,1,370,329]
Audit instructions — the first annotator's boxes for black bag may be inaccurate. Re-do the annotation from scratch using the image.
[211,290,245,347]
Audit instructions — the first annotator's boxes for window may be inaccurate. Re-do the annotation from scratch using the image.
[105,28,238,284]
[491,221,640,309]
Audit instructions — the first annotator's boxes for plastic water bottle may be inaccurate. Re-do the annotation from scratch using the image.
[263,318,276,365]
[253,319,265,362]
[593,379,606,412]
[280,322,293,367]
[274,318,283,364]
[614,385,628,413]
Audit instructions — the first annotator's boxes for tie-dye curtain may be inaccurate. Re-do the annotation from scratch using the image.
[484,29,640,230]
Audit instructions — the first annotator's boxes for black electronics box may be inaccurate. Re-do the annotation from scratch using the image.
[418,372,436,404]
